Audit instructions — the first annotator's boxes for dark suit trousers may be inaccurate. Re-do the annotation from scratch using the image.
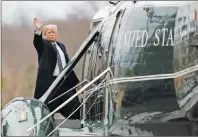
[46,76,81,119]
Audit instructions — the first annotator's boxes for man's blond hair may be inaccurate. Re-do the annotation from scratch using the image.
[43,24,58,36]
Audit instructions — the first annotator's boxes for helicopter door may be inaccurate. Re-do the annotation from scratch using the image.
[83,15,120,82]
[82,10,124,127]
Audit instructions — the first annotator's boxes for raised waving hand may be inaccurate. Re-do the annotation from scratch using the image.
[33,17,43,31]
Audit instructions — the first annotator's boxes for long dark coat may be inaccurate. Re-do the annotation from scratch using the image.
[33,31,80,119]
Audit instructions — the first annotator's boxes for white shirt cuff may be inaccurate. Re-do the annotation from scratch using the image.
[35,30,42,35]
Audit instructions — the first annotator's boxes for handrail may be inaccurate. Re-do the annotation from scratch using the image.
[47,72,110,136]
[48,79,90,104]
[27,67,113,135]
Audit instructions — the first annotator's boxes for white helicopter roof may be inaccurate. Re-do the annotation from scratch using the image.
[134,1,196,7]
[93,5,112,20]
[92,1,131,21]
[92,1,197,22]
[92,1,196,21]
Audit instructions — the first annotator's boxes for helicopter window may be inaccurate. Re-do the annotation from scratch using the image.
[89,20,102,32]
[92,20,102,28]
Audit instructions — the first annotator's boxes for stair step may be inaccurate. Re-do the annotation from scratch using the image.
[58,127,102,136]
[55,119,82,128]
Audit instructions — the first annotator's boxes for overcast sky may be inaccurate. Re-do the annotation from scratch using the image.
[2,1,108,25]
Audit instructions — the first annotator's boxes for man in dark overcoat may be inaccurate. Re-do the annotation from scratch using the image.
[33,17,81,119]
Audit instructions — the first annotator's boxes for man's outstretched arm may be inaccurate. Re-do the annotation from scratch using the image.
[33,17,44,54]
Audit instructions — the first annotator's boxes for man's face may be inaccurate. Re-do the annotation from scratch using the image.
[44,27,57,41]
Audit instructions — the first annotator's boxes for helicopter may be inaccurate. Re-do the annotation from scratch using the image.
[2,1,198,136]
[85,1,198,136]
